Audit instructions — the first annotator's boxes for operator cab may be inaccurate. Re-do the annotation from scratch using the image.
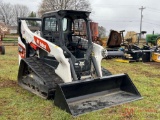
[42,10,93,59]
[41,10,93,77]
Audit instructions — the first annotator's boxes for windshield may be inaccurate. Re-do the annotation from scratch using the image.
[72,19,87,37]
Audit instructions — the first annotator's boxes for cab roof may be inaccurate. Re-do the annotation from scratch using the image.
[42,10,91,19]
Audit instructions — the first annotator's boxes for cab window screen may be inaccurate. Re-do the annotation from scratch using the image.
[45,17,58,31]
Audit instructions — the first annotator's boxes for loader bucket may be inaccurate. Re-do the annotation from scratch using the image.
[54,74,142,116]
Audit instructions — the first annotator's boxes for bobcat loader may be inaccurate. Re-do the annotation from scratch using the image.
[18,10,142,116]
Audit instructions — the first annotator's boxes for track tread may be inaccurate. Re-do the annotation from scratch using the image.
[19,57,63,99]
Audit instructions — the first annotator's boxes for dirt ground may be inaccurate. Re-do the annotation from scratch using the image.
[0,79,17,88]
[146,62,160,69]
[0,46,160,120]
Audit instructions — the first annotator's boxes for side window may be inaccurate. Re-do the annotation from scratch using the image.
[62,18,67,31]
[45,17,58,31]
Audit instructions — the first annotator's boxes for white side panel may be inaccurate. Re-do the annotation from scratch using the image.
[55,60,71,83]
[20,20,72,83]
[18,54,21,65]
[18,37,26,65]
[49,46,72,83]
[92,43,104,77]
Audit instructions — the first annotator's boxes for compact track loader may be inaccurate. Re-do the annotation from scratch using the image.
[18,10,142,116]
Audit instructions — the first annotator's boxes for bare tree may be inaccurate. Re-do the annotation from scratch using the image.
[13,4,29,18]
[13,4,30,25]
[0,1,30,25]
[38,0,92,16]
[98,26,106,38]
[0,2,14,25]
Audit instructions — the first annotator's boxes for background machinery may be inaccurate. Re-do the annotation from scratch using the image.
[151,46,160,62]
[18,10,142,116]
[0,34,5,55]
[146,34,160,46]
[106,30,152,62]
[146,33,160,62]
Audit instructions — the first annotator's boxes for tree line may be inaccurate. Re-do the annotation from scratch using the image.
[0,0,106,36]
[0,0,91,25]
[37,0,106,36]
[38,0,91,16]
[0,0,29,25]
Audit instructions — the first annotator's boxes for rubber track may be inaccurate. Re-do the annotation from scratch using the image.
[21,57,63,98]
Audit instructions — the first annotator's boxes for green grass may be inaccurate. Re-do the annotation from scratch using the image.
[0,46,160,120]
[3,38,17,41]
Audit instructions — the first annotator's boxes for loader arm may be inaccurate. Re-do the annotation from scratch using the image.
[19,20,72,83]
[92,42,124,77]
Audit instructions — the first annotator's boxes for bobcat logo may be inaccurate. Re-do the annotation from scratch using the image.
[79,61,85,69]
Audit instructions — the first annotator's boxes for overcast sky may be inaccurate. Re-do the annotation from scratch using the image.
[3,0,160,35]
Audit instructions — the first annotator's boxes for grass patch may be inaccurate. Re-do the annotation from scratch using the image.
[3,38,17,41]
[0,46,160,120]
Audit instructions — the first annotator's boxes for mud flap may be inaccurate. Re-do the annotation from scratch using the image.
[54,74,142,116]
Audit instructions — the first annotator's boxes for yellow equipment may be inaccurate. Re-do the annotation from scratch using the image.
[152,52,160,62]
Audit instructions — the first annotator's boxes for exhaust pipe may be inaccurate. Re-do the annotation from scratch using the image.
[54,74,142,116]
